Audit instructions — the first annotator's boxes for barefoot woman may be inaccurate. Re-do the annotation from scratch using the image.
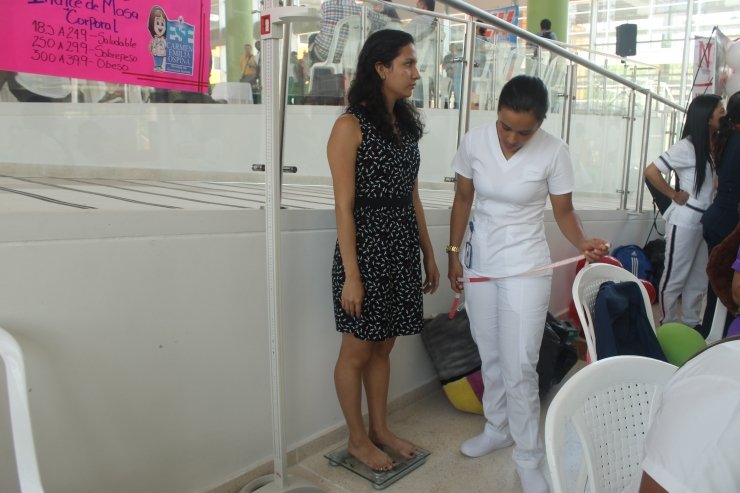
[328,29,439,471]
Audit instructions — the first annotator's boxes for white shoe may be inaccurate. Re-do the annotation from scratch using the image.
[516,465,549,493]
[460,431,514,458]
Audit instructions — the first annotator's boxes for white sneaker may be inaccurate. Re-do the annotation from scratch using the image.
[516,465,549,493]
[460,431,514,457]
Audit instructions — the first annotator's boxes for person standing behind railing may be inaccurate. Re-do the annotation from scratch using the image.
[644,94,725,335]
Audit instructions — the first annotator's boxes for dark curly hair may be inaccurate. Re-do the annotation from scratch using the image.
[347,30,423,144]
[682,94,722,194]
[715,91,740,168]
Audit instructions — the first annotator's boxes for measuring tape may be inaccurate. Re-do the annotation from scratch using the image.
[448,253,586,319]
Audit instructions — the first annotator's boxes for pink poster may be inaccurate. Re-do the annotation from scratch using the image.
[0,0,210,93]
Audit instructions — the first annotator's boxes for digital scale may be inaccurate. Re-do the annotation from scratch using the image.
[324,446,431,490]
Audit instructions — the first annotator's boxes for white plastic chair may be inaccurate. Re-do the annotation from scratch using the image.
[0,327,45,493]
[309,15,363,92]
[572,263,656,363]
[545,355,677,493]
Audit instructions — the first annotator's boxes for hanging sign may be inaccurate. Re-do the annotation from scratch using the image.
[0,0,211,93]
[485,6,519,44]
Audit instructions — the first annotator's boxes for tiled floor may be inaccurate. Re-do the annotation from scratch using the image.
[282,362,586,493]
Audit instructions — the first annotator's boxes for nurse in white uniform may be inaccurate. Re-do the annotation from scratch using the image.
[644,94,725,333]
[446,75,608,493]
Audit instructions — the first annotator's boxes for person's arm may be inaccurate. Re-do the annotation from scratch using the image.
[550,193,609,261]
[447,174,474,293]
[638,472,668,493]
[327,113,363,318]
[644,162,689,205]
[733,269,740,307]
[412,178,440,294]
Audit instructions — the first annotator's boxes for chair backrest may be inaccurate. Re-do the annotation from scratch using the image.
[545,355,677,493]
[0,327,45,493]
[572,263,656,362]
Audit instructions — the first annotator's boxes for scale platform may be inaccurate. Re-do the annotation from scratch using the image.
[324,445,431,490]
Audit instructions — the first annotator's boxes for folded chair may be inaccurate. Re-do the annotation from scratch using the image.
[545,355,677,493]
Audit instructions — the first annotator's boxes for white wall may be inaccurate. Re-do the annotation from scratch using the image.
[0,206,655,493]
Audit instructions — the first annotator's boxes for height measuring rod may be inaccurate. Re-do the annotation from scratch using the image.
[243,6,324,493]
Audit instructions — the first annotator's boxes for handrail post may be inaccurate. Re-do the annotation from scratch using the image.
[636,92,653,212]
[618,89,636,210]
[561,62,575,144]
[456,17,475,146]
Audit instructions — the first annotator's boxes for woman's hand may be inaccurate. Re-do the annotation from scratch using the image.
[341,276,364,318]
[422,255,440,294]
[672,190,689,205]
[447,254,464,294]
[579,238,610,262]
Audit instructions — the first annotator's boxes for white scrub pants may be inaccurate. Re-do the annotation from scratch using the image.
[464,271,551,469]
[659,224,708,327]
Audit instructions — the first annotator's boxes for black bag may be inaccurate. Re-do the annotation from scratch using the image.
[645,170,678,216]
[537,313,579,396]
[642,238,666,288]
[422,309,578,398]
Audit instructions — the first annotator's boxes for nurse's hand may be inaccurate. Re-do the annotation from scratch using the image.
[672,190,689,205]
[448,254,464,294]
[422,255,440,294]
[579,238,610,262]
[341,276,364,318]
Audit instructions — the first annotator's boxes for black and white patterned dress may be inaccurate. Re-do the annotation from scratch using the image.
[332,105,423,341]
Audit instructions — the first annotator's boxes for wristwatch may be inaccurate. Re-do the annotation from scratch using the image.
[445,245,461,254]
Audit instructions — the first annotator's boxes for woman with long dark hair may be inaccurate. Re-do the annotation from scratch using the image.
[447,75,608,493]
[327,29,439,471]
[644,94,725,334]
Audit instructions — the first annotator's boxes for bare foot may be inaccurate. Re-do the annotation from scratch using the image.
[347,439,396,472]
[369,429,417,460]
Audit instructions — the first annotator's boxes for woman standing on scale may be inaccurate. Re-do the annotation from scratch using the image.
[327,30,439,471]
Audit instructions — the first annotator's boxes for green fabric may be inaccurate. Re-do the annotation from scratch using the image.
[656,323,706,366]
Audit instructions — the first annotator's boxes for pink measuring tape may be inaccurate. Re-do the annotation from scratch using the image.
[448,253,587,319]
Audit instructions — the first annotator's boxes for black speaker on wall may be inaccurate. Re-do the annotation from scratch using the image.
[616,23,637,57]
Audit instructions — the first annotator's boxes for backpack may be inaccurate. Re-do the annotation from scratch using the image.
[642,238,666,288]
[612,244,652,281]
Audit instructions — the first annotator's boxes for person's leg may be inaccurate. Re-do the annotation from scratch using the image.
[460,279,513,457]
[365,337,416,459]
[334,333,395,470]
[680,228,708,328]
[497,275,551,493]
[659,224,687,324]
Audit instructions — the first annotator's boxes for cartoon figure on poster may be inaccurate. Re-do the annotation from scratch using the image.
[148,6,168,72]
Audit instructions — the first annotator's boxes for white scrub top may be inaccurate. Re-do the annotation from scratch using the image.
[452,123,574,277]
[641,340,740,493]
[653,138,714,230]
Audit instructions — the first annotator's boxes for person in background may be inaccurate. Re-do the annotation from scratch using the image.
[701,91,740,336]
[327,29,439,471]
[404,0,436,42]
[447,75,608,493]
[644,94,725,335]
[639,337,740,492]
[442,43,462,108]
[240,43,259,102]
[312,0,384,63]
[538,19,557,41]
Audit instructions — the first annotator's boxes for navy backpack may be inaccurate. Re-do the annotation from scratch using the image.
[612,244,653,281]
